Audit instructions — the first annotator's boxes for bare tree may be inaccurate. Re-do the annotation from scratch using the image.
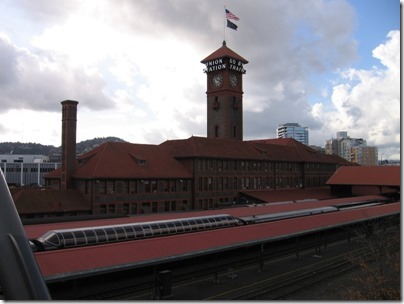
[344,218,400,300]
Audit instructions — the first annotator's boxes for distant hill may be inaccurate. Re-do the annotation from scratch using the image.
[76,137,127,154]
[0,137,127,157]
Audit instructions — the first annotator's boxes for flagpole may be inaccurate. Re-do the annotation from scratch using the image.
[223,5,226,43]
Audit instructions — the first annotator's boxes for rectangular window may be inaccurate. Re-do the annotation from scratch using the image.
[196,159,201,171]
[141,202,151,213]
[123,204,129,215]
[171,201,176,211]
[152,202,158,213]
[85,180,90,194]
[107,181,115,194]
[122,181,129,194]
[151,180,157,193]
[130,180,137,193]
[99,181,106,194]
[100,204,106,214]
[170,180,177,192]
[199,177,203,191]
[130,203,137,214]
[218,177,223,190]
[163,180,169,192]
[144,180,150,193]
[108,204,115,214]
[181,180,188,192]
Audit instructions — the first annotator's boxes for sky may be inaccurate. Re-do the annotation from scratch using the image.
[0,0,400,160]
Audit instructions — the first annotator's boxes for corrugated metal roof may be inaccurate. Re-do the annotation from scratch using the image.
[326,166,400,186]
[34,202,400,280]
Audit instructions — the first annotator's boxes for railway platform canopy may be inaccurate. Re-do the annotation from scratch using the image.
[24,195,400,283]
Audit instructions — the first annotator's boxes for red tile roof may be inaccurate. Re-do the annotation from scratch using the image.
[250,138,352,164]
[46,137,350,182]
[69,142,192,179]
[162,136,351,164]
[201,41,248,64]
[11,188,90,214]
[326,166,401,186]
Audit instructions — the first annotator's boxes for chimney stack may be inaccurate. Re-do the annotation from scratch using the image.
[61,100,78,190]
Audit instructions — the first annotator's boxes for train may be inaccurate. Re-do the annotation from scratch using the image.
[29,198,388,252]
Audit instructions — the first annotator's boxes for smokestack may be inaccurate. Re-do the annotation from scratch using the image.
[61,100,78,190]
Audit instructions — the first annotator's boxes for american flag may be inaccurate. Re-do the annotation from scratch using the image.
[225,8,239,21]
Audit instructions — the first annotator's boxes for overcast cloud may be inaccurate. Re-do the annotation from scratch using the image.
[0,0,400,159]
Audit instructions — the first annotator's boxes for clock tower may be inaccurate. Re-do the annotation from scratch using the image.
[201,41,248,140]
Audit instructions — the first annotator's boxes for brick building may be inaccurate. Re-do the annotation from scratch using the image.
[16,42,351,218]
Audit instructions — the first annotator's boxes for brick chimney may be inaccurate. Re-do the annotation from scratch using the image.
[61,100,78,190]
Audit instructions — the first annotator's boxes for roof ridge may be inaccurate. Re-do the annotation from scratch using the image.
[92,142,110,177]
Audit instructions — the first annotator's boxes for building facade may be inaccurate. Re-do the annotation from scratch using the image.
[45,136,348,215]
[325,131,376,165]
[0,154,59,187]
[18,42,352,218]
[277,123,309,145]
[351,146,378,166]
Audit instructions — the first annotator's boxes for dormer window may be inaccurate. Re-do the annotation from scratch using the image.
[129,153,147,166]
[137,159,147,166]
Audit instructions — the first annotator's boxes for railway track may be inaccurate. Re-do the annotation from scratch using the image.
[212,236,399,300]
[227,255,356,300]
[92,241,359,300]
[77,228,399,300]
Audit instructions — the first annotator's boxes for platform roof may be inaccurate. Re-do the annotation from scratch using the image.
[30,201,399,282]
[24,194,387,239]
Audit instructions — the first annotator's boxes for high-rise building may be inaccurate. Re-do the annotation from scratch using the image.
[277,123,309,145]
[325,131,377,165]
[352,146,378,166]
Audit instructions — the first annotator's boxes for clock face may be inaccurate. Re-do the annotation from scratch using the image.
[229,73,238,87]
[212,73,223,87]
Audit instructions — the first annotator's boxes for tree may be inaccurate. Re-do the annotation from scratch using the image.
[345,218,400,300]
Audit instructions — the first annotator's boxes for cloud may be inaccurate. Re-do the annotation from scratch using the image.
[312,30,400,159]
[0,0,399,161]
[0,32,112,113]
[239,0,358,141]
